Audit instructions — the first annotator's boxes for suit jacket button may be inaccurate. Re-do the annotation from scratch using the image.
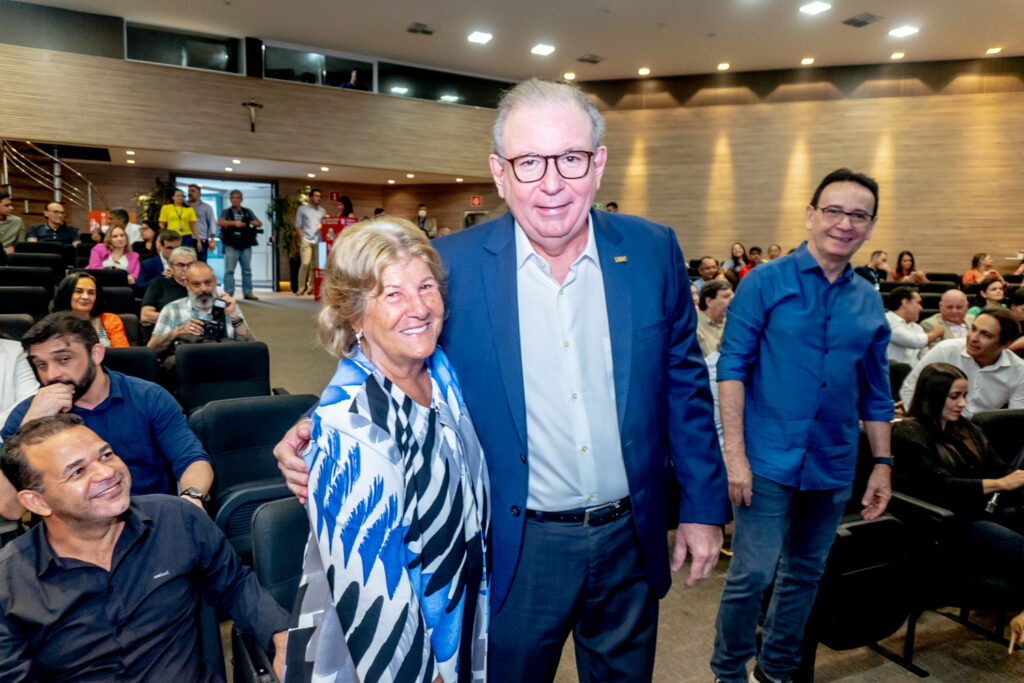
[519,453,527,463]
[510,505,521,516]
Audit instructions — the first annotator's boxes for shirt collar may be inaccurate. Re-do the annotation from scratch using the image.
[958,341,1013,369]
[33,501,150,576]
[793,241,854,283]
[514,215,596,272]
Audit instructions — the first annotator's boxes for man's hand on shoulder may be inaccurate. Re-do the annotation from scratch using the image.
[672,523,723,587]
[22,383,75,423]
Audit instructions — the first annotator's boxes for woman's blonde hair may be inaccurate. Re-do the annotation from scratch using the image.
[103,224,131,252]
[317,216,446,358]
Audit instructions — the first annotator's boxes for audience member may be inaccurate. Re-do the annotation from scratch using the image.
[140,246,194,324]
[920,289,974,347]
[293,188,326,296]
[88,223,139,284]
[697,281,733,356]
[737,246,762,278]
[694,255,723,290]
[968,276,1005,316]
[415,202,437,237]
[157,188,198,247]
[188,184,217,262]
[27,202,79,246]
[605,201,619,212]
[900,308,1024,415]
[766,243,782,260]
[0,193,25,253]
[722,241,747,275]
[0,337,37,430]
[713,168,893,683]
[136,230,182,295]
[886,286,944,365]
[0,414,287,681]
[133,222,157,260]
[962,252,1002,284]
[0,313,213,520]
[1008,288,1024,352]
[91,206,141,246]
[148,262,253,354]
[889,249,927,283]
[337,195,356,218]
[217,190,262,301]
[854,249,890,287]
[53,272,128,348]
[372,207,385,216]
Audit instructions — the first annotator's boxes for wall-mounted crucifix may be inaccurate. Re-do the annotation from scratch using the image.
[242,99,264,133]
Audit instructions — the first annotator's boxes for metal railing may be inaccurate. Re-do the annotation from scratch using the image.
[0,139,109,214]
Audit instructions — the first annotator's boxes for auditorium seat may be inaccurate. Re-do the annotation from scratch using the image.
[0,266,55,299]
[927,272,960,284]
[14,241,75,268]
[118,313,141,346]
[919,281,957,294]
[6,252,64,283]
[889,362,912,402]
[0,286,50,321]
[0,313,34,340]
[175,342,273,413]
[85,268,130,289]
[102,346,158,383]
[103,286,137,315]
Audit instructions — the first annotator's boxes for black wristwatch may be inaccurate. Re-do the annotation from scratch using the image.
[874,456,895,467]
[180,487,208,506]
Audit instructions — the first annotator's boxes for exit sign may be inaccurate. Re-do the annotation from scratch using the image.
[471,195,482,207]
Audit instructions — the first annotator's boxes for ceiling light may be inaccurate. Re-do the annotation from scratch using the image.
[307,173,316,178]
[563,72,576,80]
[455,177,464,182]
[440,94,460,103]
[531,43,555,56]
[888,25,919,38]
[320,166,329,172]
[224,167,233,172]
[231,159,241,164]
[987,47,1003,55]
[638,67,651,76]
[799,2,831,16]
[801,57,815,66]
[126,159,135,164]
[891,52,905,60]
[406,173,415,179]
[125,150,135,155]
[468,31,492,45]
[717,62,730,71]
[390,86,409,95]
[387,179,396,184]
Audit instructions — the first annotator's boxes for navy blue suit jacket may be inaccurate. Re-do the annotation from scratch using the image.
[435,210,728,613]
[135,256,164,295]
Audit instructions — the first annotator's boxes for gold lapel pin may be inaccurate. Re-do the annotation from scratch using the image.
[614,256,628,263]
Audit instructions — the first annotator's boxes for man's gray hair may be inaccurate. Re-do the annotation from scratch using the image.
[169,246,197,262]
[491,78,605,157]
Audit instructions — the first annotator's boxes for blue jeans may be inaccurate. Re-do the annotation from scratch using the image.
[223,245,252,297]
[711,475,852,683]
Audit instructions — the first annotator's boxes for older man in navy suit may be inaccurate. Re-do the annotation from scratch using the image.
[275,78,727,681]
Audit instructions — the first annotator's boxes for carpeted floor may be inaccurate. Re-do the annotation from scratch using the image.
[232,288,1024,682]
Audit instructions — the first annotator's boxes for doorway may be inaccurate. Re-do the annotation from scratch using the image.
[174,176,276,291]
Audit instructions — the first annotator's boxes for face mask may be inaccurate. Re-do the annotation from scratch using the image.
[418,210,427,218]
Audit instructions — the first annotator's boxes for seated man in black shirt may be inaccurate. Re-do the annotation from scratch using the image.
[0,414,287,681]
[140,246,195,325]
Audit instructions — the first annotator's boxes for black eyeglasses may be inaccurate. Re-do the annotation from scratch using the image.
[498,151,594,183]
[814,205,875,228]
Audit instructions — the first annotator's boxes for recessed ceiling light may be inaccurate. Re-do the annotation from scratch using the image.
[455,177,464,182]
[987,47,1003,55]
[440,94,460,103]
[801,57,815,66]
[406,173,415,179]
[891,52,906,60]
[307,173,316,178]
[231,159,241,164]
[224,167,233,172]
[390,86,409,95]
[531,43,556,56]
[468,31,492,45]
[387,179,396,184]
[320,166,329,172]
[126,159,135,164]
[125,150,135,155]
[888,25,919,38]
[638,67,651,76]
[563,72,576,80]
[717,62,730,71]
[799,2,831,16]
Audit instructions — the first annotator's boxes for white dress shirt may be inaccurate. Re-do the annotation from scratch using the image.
[0,339,39,432]
[900,338,1024,416]
[516,219,629,511]
[885,310,929,366]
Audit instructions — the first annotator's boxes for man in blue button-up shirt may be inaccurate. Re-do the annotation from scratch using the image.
[711,168,894,683]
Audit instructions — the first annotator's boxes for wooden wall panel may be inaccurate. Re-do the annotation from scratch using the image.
[383,183,505,234]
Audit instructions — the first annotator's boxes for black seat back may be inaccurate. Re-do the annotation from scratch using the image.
[118,313,141,346]
[919,281,957,294]
[175,342,272,413]
[971,409,1024,465]
[0,286,50,321]
[889,361,912,402]
[14,241,75,267]
[102,347,159,384]
[85,268,130,289]
[0,313,35,340]
[6,252,64,282]
[251,497,309,610]
[103,286,137,315]
[0,266,55,298]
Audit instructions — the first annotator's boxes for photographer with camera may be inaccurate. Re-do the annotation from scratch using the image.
[147,262,254,356]
[217,189,263,301]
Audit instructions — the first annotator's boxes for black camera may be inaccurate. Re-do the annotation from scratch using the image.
[201,300,227,341]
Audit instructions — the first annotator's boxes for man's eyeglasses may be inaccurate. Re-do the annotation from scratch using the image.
[814,205,875,228]
[498,151,594,183]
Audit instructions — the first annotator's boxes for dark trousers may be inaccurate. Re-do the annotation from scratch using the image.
[488,510,658,683]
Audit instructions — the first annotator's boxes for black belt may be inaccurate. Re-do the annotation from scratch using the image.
[525,497,631,527]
